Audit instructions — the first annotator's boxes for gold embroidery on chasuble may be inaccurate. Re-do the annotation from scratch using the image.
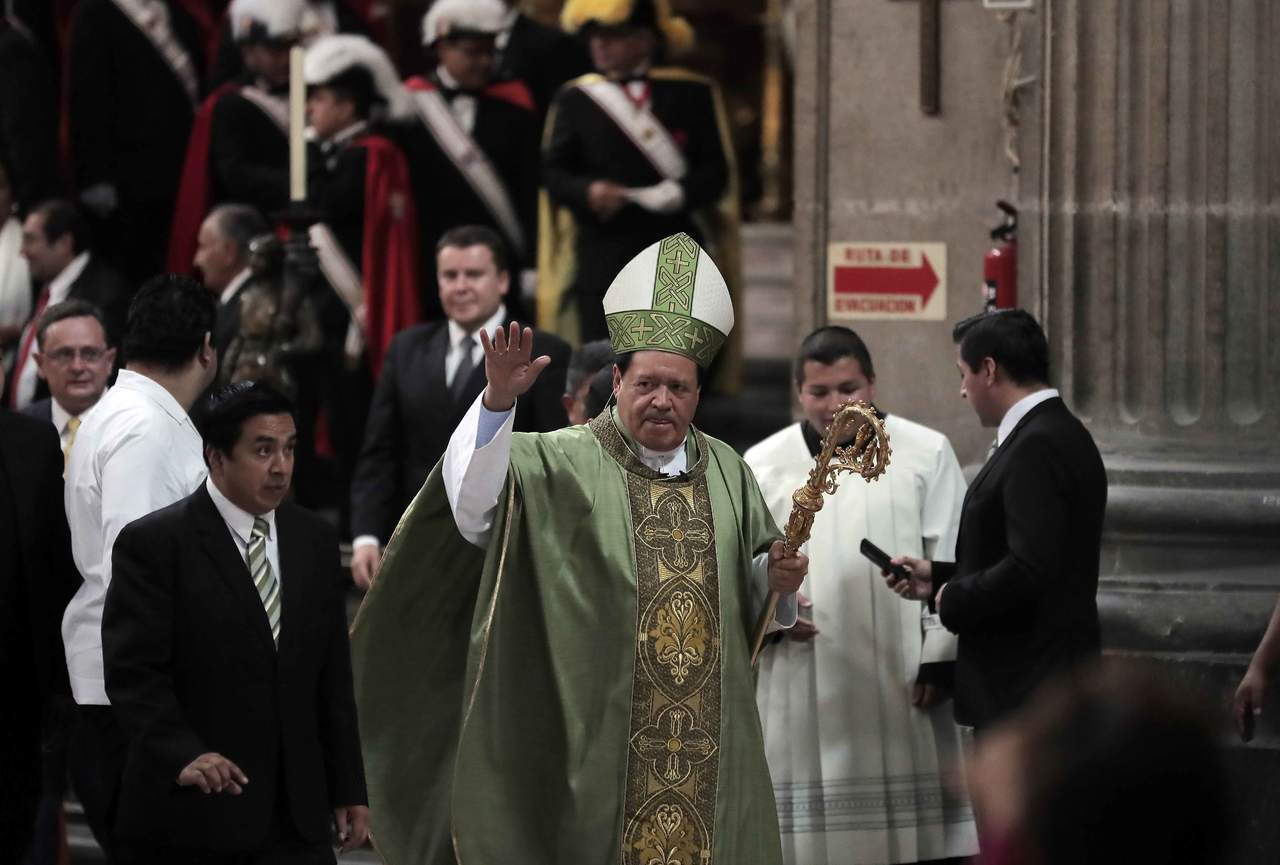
[589,413,722,865]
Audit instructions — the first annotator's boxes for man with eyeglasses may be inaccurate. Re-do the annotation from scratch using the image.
[21,301,117,465]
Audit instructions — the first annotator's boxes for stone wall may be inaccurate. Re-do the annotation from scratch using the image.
[793,1,1280,861]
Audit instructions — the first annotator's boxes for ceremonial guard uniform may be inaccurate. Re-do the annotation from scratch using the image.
[398,0,541,319]
[540,0,740,369]
[167,0,304,272]
[67,0,203,280]
[494,0,592,119]
[304,33,421,527]
[207,0,371,89]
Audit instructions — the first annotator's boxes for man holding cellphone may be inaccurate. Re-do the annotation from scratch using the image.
[887,310,1107,733]
[745,326,976,865]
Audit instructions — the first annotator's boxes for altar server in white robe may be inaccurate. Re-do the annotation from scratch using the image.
[746,325,979,865]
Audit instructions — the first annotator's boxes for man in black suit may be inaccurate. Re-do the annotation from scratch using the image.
[888,309,1108,731]
[67,0,203,281]
[494,0,591,119]
[0,408,79,864]
[349,225,569,589]
[542,0,733,343]
[103,382,368,864]
[10,200,130,410]
[194,204,270,360]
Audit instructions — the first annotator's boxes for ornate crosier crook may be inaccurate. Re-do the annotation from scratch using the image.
[749,400,892,666]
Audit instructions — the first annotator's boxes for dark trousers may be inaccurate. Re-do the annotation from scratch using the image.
[66,705,127,864]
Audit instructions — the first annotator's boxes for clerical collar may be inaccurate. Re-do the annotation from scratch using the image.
[611,407,691,477]
[800,405,888,458]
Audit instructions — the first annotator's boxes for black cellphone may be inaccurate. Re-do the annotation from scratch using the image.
[860,538,909,581]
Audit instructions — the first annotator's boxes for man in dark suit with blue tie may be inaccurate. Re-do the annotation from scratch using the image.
[348,225,569,589]
[887,309,1108,731]
[103,382,368,863]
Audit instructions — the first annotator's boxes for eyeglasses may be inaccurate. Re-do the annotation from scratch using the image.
[42,347,109,366]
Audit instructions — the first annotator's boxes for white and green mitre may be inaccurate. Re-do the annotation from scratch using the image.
[603,232,735,369]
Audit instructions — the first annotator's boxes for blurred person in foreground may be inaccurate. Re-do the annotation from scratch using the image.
[968,664,1229,865]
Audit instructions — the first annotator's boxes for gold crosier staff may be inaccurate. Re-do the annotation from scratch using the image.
[749,400,892,666]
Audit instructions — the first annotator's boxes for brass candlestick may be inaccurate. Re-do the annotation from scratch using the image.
[749,400,892,666]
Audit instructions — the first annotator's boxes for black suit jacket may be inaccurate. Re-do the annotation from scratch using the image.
[350,320,571,542]
[933,396,1107,728]
[210,87,289,216]
[19,396,53,425]
[68,255,132,346]
[393,85,541,273]
[103,486,366,850]
[0,409,76,857]
[496,12,591,117]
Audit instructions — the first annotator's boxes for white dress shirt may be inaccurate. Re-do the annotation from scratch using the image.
[62,369,207,705]
[445,303,506,390]
[219,267,254,306]
[996,387,1060,447]
[51,393,105,454]
[13,251,90,407]
[436,66,478,134]
[206,477,280,587]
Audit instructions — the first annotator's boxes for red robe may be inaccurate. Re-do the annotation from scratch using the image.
[402,74,535,113]
[165,82,237,274]
[354,134,421,378]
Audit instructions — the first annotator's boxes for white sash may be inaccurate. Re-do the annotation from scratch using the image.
[110,0,198,105]
[411,89,526,257]
[239,86,290,135]
[577,79,687,182]
[308,223,366,363]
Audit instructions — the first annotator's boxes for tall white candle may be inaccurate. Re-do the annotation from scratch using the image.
[289,46,306,203]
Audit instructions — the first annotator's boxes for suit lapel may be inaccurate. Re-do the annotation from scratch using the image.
[192,485,277,655]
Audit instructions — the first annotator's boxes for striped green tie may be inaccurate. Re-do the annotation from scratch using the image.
[249,517,281,645]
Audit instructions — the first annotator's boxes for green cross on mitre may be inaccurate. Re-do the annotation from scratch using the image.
[601,233,734,369]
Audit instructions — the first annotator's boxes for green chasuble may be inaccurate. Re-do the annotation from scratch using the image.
[350,409,786,865]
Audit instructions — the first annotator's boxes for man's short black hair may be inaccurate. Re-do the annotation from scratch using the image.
[124,273,217,371]
[952,308,1050,386]
[32,199,90,255]
[311,67,380,120]
[210,203,269,260]
[199,381,296,465]
[793,325,875,387]
[566,339,616,397]
[615,351,710,389]
[36,299,111,350]
[436,225,511,275]
[583,364,615,420]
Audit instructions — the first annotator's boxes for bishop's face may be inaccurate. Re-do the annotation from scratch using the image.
[613,350,700,453]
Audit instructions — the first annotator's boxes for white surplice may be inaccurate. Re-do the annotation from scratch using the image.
[746,417,978,865]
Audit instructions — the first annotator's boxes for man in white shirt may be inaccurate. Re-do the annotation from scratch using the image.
[21,300,116,465]
[10,199,129,408]
[62,273,217,860]
[348,225,568,588]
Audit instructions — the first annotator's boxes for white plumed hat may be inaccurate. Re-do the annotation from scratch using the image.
[304,34,413,120]
[421,0,508,46]
[229,0,307,42]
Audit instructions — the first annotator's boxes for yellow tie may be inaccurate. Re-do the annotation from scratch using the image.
[63,416,81,470]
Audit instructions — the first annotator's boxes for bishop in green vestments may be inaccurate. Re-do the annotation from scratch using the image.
[350,232,808,865]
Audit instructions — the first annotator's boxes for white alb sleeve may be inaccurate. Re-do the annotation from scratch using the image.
[443,393,517,548]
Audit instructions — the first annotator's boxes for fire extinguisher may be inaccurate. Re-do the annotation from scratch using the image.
[983,200,1018,312]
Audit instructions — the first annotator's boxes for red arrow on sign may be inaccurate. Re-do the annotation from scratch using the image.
[833,253,939,307]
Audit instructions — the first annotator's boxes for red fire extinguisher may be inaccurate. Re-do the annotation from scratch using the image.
[983,200,1018,312]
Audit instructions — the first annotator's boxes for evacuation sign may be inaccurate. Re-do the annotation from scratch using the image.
[827,242,947,321]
